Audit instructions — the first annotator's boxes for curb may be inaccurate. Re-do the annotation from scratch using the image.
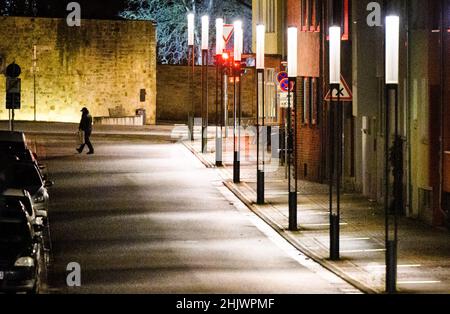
[181,140,379,294]
[182,141,216,168]
[223,181,379,294]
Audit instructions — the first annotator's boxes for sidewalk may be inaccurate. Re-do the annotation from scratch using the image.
[183,125,450,294]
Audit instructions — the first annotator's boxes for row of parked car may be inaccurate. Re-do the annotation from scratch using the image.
[0,130,53,294]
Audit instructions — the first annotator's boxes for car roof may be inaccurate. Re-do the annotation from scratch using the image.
[0,130,27,144]
[1,189,30,198]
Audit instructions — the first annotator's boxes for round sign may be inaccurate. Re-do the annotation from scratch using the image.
[280,78,294,92]
[277,71,288,83]
[6,63,21,78]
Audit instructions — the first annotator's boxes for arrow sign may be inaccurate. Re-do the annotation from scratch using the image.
[325,75,353,101]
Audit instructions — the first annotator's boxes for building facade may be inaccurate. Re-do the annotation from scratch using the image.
[253,0,449,227]
[0,16,157,124]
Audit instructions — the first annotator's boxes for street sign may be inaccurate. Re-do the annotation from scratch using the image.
[6,77,20,93]
[6,77,21,109]
[6,93,20,109]
[223,24,234,45]
[279,92,289,108]
[6,63,21,78]
[324,75,353,101]
[279,78,294,92]
[277,71,288,83]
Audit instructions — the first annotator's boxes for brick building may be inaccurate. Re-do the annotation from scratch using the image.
[253,0,449,227]
[0,16,157,124]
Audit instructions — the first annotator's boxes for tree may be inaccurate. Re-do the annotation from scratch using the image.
[120,0,252,65]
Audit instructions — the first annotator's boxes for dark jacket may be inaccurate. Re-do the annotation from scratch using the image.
[79,112,93,132]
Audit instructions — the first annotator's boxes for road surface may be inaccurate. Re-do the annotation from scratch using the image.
[39,133,358,294]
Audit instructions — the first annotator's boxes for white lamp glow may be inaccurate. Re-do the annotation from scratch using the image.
[201,15,209,51]
[256,24,265,70]
[215,18,224,55]
[287,27,298,78]
[234,20,243,61]
[385,15,400,84]
[329,26,341,84]
[187,13,195,46]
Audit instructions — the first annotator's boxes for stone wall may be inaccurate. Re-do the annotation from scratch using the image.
[0,16,157,124]
[156,64,256,123]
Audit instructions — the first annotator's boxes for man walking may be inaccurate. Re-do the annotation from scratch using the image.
[77,107,94,155]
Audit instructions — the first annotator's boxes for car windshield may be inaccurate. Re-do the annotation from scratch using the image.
[0,163,42,194]
[0,221,31,246]
[0,200,31,251]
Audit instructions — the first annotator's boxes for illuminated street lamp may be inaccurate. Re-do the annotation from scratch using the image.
[215,18,224,166]
[256,24,265,204]
[201,15,209,154]
[287,26,298,231]
[328,25,342,261]
[385,15,400,294]
[187,13,195,141]
[232,20,243,183]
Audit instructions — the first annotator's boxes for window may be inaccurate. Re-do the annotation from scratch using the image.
[265,68,277,121]
[301,0,321,32]
[265,0,276,33]
[301,77,318,126]
[257,0,263,24]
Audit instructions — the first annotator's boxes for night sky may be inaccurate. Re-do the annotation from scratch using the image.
[0,0,252,19]
[0,0,128,19]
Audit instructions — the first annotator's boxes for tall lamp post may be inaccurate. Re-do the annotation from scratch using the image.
[215,18,224,166]
[187,13,195,141]
[287,27,298,231]
[256,24,265,204]
[201,15,209,154]
[329,25,342,261]
[233,20,243,183]
[385,15,400,294]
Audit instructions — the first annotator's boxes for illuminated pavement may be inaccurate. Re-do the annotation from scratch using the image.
[35,133,359,294]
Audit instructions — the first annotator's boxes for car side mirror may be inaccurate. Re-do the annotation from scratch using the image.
[44,181,54,188]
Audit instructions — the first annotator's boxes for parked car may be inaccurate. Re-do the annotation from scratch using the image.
[0,198,46,294]
[0,189,52,255]
[0,189,47,225]
[0,161,53,214]
[0,131,46,174]
[0,130,27,153]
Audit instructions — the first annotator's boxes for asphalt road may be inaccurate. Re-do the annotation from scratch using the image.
[41,134,357,294]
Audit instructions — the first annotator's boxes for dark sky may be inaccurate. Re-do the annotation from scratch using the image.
[1,0,252,19]
[0,0,128,19]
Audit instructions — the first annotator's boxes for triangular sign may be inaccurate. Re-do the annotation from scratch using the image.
[223,24,234,45]
[325,75,353,101]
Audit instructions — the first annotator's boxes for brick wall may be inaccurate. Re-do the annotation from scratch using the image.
[0,16,157,124]
[156,64,256,123]
[287,0,323,183]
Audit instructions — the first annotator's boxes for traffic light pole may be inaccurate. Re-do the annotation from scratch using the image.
[201,49,209,154]
[189,44,195,141]
[215,55,223,166]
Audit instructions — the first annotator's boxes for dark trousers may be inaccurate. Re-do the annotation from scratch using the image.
[78,130,94,152]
